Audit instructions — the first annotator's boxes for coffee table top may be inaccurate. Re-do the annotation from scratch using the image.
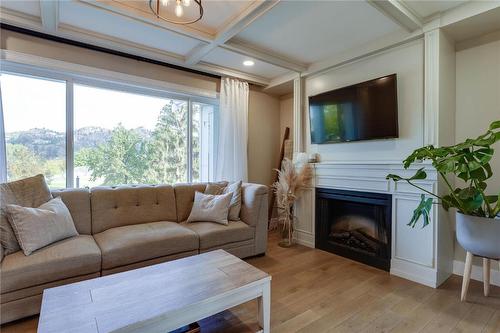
[38,250,270,333]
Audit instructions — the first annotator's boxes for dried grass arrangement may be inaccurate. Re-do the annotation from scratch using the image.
[270,158,313,247]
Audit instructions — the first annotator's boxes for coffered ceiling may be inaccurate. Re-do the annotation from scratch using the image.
[1,0,497,90]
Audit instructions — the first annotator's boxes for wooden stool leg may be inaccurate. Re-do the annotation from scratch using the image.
[483,258,490,296]
[461,251,473,301]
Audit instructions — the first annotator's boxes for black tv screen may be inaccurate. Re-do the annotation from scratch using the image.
[308,74,398,144]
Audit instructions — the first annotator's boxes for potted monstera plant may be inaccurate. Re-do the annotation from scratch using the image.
[386,120,500,262]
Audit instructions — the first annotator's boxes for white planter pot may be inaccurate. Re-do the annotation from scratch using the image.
[456,212,500,259]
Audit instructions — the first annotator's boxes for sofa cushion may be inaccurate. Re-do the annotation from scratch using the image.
[91,185,177,233]
[0,174,53,255]
[183,221,254,250]
[52,188,91,234]
[6,197,79,256]
[93,221,198,270]
[0,235,101,294]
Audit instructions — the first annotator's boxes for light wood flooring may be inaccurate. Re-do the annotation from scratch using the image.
[3,231,500,333]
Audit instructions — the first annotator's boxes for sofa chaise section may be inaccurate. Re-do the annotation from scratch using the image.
[0,189,101,324]
[175,182,269,258]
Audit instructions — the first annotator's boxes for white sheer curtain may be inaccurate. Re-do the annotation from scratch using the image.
[215,77,249,182]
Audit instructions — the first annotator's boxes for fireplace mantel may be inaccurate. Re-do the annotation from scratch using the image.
[293,161,454,288]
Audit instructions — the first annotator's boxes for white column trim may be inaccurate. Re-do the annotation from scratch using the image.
[424,29,439,146]
[293,76,303,153]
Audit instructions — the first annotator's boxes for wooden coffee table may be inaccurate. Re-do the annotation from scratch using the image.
[38,250,271,333]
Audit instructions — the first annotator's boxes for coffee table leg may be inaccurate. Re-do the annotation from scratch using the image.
[258,282,271,333]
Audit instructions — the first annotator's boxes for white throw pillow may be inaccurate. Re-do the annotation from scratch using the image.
[6,197,79,256]
[187,191,233,225]
[205,181,242,221]
[225,181,242,221]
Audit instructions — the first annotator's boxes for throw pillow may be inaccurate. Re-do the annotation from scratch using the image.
[0,174,53,254]
[6,197,79,256]
[205,184,224,195]
[187,191,233,225]
[204,181,242,221]
[225,181,242,221]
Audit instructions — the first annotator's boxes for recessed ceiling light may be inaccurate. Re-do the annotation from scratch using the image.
[243,60,255,67]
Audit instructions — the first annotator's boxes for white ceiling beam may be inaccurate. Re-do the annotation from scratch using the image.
[222,40,306,72]
[437,0,500,28]
[263,72,299,91]
[367,0,422,32]
[197,62,270,86]
[40,0,59,32]
[185,0,280,65]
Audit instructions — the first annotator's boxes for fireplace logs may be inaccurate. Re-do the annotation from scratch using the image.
[330,228,384,254]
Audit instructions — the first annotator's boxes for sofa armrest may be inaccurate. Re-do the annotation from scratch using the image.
[240,183,268,226]
[240,183,269,255]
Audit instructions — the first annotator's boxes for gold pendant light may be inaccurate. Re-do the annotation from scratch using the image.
[149,0,203,25]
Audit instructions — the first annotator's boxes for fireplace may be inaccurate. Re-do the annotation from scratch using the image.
[315,188,392,271]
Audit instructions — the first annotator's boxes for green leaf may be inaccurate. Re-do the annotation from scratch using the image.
[434,157,454,173]
[489,120,500,130]
[475,148,494,164]
[462,191,483,212]
[409,168,427,181]
[386,174,403,181]
[407,194,433,228]
[457,171,470,182]
[484,163,493,179]
[467,160,481,171]
[470,167,487,182]
[485,195,499,204]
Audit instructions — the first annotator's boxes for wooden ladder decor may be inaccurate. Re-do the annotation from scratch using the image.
[268,127,290,227]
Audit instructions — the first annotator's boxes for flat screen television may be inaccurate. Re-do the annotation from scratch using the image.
[308,74,398,144]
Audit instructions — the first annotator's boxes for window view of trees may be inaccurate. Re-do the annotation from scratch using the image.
[74,100,190,186]
[1,73,217,188]
[2,73,66,188]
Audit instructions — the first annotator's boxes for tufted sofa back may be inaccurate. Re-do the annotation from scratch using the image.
[51,188,92,234]
[90,185,177,234]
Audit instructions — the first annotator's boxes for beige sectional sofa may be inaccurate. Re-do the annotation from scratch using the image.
[0,182,268,324]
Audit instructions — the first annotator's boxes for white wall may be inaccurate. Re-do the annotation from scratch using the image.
[454,35,500,277]
[304,40,424,162]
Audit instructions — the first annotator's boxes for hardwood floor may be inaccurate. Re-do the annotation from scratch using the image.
[2,231,500,333]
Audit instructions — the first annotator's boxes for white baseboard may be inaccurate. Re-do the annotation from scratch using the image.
[453,260,500,287]
[390,258,441,288]
[294,230,315,248]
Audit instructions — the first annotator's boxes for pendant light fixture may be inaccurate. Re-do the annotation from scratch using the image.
[149,0,203,25]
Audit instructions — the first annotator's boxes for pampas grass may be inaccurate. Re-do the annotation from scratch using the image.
[270,158,313,245]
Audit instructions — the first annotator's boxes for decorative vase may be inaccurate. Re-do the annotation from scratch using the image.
[456,212,500,259]
[278,206,295,248]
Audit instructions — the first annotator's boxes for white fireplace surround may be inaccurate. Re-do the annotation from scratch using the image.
[293,161,455,288]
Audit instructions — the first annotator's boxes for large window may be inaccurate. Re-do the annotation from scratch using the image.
[1,73,66,188]
[0,68,218,188]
